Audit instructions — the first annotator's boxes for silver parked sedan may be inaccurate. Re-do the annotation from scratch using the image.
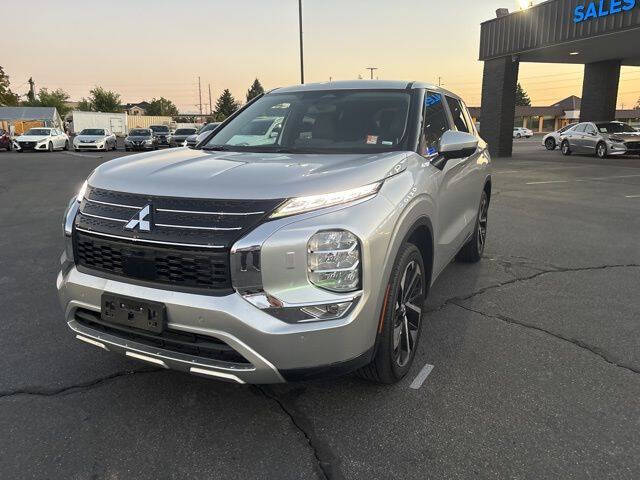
[542,123,577,150]
[560,121,640,158]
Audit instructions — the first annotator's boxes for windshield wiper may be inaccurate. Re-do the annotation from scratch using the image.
[202,145,230,151]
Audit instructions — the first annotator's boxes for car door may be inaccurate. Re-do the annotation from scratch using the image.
[567,123,585,152]
[582,123,598,153]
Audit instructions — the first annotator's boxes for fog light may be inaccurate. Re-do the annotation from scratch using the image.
[301,302,352,321]
[308,230,360,292]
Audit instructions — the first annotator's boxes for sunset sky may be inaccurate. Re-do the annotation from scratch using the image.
[4,0,640,112]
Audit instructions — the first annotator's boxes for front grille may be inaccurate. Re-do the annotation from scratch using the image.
[76,186,283,249]
[74,231,231,291]
[73,187,283,291]
[19,141,36,148]
[75,308,250,365]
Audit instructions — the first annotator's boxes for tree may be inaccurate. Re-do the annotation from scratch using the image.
[515,83,531,107]
[79,87,122,112]
[0,66,20,106]
[214,89,240,121]
[146,97,179,116]
[246,78,264,102]
[32,88,71,117]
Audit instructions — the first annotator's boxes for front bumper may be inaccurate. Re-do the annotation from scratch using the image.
[606,142,640,155]
[126,143,155,150]
[58,192,400,384]
[75,144,107,150]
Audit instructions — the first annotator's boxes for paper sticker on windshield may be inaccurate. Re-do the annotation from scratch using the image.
[366,135,378,145]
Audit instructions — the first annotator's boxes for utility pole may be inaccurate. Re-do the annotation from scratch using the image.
[198,77,203,115]
[366,67,378,80]
[27,77,36,102]
[437,76,444,87]
[298,0,304,84]
[208,84,213,115]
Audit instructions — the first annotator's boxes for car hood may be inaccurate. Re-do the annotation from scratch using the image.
[16,135,49,142]
[608,132,640,141]
[76,135,107,142]
[89,148,409,200]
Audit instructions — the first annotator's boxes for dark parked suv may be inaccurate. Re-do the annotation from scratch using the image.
[149,125,171,147]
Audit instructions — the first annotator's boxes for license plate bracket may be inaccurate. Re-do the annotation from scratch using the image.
[101,294,166,334]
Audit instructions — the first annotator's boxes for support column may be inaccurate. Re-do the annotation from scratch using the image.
[580,60,621,122]
[480,56,520,157]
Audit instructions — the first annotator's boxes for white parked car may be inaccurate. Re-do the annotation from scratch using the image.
[542,123,577,150]
[13,127,69,152]
[73,128,117,152]
[513,127,533,139]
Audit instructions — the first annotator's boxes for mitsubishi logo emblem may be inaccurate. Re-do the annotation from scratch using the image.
[124,205,152,232]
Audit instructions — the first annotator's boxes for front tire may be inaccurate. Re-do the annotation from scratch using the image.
[596,142,607,159]
[561,140,572,156]
[456,190,489,263]
[358,243,426,384]
[545,138,556,150]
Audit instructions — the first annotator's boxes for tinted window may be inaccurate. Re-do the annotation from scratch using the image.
[584,124,597,135]
[421,92,450,156]
[446,96,472,133]
[558,124,575,133]
[80,129,106,135]
[130,129,151,136]
[174,128,197,135]
[573,124,586,133]
[150,126,169,133]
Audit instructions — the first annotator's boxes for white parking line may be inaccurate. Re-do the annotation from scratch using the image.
[526,180,569,185]
[626,194,640,198]
[527,174,640,186]
[409,363,434,389]
[62,151,103,159]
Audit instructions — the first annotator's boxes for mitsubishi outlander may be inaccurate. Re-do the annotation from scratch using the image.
[58,81,492,384]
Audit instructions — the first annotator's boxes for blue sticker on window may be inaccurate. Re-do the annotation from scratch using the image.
[425,94,442,107]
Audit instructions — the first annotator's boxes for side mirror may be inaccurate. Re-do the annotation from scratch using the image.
[432,130,479,168]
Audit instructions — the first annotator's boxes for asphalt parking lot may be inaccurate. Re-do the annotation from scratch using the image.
[1,140,639,479]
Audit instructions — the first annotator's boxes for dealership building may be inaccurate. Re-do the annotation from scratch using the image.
[479,0,640,156]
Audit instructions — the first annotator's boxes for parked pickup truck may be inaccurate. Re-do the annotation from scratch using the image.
[58,81,492,385]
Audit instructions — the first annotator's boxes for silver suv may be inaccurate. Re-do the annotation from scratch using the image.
[58,81,492,384]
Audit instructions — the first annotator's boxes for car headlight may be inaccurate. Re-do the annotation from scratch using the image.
[610,137,624,143]
[270,182,382,219]
[307,230,361,292]
[145,139,153,144]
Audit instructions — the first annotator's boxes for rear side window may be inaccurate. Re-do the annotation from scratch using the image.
[421,92,450,156]
[446,96,473,133]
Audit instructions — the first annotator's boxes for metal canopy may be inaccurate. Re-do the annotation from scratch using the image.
[479,0,640,65]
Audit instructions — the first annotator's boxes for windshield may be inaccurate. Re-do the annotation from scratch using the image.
[80,129,106,136]
[174,128,196,135]
[150,126,169,133]
[129,129,151,136]
[204,90,412,153]
[25,129,50,136]
[596,122,636,134]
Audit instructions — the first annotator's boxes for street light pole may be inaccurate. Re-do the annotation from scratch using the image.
[298,0,304,84]
[366,67,378,80]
